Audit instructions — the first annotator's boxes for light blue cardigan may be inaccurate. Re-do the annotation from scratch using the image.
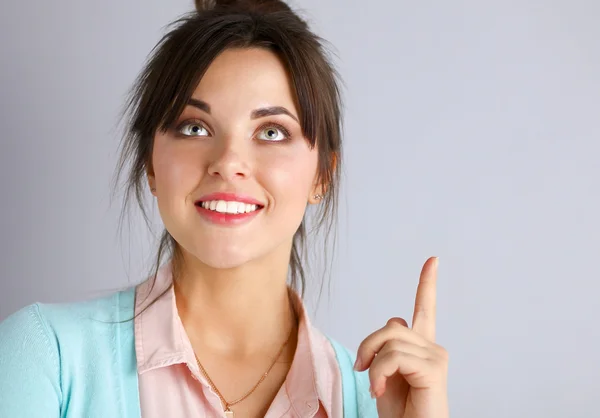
[0,288,378,417]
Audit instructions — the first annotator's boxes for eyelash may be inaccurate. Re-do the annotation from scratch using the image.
[173,119,293,142]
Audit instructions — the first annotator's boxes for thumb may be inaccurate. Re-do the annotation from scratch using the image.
[387,317,409,328]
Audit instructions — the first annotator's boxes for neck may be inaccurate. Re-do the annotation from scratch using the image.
[173,252,298,358]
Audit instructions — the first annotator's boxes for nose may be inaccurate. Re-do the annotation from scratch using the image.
[206,136,251,181]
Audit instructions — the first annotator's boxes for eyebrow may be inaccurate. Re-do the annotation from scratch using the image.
[187,98,299,123]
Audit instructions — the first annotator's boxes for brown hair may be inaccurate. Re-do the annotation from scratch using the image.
[111,0,344,313]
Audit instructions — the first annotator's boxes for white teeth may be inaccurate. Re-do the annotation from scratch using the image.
[225,201,238,214]
[200,200,259,214]
[216,201,227,213]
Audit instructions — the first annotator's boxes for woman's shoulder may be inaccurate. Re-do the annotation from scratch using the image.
[0,287,136,352]
[0,288,140,416]
[40,286,136,324]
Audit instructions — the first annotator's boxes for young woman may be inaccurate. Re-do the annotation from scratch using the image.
[0,1,449,417]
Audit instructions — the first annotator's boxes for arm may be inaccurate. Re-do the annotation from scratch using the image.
[0,304,62,417]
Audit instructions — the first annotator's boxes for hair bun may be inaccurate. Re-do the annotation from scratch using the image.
[195,0,292,14]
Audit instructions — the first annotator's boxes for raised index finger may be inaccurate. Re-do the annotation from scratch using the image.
[411,256,439,342]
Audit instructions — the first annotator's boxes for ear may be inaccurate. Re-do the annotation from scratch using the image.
[308,152,337,204]
[308,185,325,205]
[308,171,325,205]
[146,164,156,196]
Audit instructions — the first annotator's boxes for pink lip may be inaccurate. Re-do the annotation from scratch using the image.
[194,192,264,226]
[195,192,264,206]
[195,204,262,226]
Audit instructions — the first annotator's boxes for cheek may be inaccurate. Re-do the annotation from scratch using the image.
[258,150,318,205]
[152,138,203,192]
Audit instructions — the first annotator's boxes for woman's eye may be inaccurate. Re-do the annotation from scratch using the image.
[257,126,288,142]
[179,123,209,137]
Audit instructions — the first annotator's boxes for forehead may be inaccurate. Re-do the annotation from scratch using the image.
[192,47,299,118]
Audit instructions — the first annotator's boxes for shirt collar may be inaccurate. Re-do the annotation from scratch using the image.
[134,261,334,416]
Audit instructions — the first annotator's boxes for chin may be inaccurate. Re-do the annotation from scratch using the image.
[192,244,259,270]
[199,257,250,270]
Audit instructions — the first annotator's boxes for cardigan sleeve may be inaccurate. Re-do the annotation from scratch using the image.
[0,303,61,417]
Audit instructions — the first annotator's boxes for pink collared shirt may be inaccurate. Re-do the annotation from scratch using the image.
[134,263,343,417]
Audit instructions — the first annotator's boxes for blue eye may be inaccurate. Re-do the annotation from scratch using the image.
[179,123,209,137]
[257,125,290,142]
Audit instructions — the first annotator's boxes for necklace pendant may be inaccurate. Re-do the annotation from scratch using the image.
[224,409,234,418]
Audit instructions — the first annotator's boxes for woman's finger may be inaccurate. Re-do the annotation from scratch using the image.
[412,257,438,342]
[376,338,431,360]
[354,318,429,371]
[368,349,432,397]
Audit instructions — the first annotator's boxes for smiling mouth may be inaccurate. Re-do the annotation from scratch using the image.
[195,200,264,214]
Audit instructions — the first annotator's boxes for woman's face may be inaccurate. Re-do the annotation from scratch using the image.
[149,47,321,270]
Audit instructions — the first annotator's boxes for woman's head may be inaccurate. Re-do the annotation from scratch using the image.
[113,0,343,296]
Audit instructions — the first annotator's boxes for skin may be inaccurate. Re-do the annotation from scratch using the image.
[147,47,449,417]
[355,257,450,418]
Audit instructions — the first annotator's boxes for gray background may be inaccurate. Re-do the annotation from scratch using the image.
[1,0,599,416]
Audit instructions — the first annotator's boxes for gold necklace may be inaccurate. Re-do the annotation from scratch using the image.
[194,326,294,417]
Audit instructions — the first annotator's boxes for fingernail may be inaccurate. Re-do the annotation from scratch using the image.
[353,357,362,371]
[370,384,383,398]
